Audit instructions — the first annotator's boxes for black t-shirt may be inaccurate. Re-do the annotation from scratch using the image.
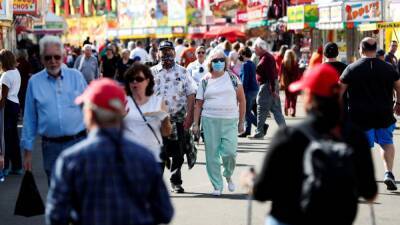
[325,61,347,75]
[101,55,119,78]
[340,58,399,129]
[253,115,377,225]
[115,59,134,82]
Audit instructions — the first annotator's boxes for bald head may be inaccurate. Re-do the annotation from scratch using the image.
[360,37,377,57]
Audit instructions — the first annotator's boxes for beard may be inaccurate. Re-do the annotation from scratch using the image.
[47,67,61,76]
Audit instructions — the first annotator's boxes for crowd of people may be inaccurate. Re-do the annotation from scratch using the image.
[0,34,398,225]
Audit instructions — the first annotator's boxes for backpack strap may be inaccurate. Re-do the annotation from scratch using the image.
[228,72,239,90]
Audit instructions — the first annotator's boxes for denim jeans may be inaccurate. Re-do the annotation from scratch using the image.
[245,90,258,134]
[265,216,292,225]
[42,136,85,185]
[4,100,22,171]
[256,81,286,135]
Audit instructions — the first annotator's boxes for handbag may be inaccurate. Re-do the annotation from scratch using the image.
[14,171,45,217]
[184,129,197,170]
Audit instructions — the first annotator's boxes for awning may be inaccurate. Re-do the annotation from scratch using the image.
[204,26,246,42]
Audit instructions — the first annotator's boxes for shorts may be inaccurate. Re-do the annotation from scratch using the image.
[365,123,396,148]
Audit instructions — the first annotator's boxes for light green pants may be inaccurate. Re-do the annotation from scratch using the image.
[202,116,238,191]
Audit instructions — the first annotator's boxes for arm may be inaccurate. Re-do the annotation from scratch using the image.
[183,94,195,130]
[193,100,204,130]
[0,84,9,109]
[45,156,75,225]
[236,85,246,133]
[394,80,400,115]
[21,81,38,170]
[160,101,172,137]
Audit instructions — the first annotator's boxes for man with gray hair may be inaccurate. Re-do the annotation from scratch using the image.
[46,78,174,225]
[21,35,87,184]
[251,37,285,139]
[74,44,99,84]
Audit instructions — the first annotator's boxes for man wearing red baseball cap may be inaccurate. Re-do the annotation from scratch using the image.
[46,78,174,225]
[249,64,377,225]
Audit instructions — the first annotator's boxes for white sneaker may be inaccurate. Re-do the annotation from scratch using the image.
[227,179,235,192]
[211,189,222,196]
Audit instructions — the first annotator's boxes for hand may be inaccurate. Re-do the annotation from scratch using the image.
[394,104,400,116]
[240,168,256,194]
[192,124,200,136]
[183,114,194,130]
[238,121,245,134]
[23,150,32,171]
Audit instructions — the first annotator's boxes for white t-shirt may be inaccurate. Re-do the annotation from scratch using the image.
[187,60,208,85]
[124,95,167,162]
[130,47,150,63]
[175,45,186,63]
[196,72,239,119]
[0,69,21,104]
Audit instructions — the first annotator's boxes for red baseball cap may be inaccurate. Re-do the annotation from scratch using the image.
[289,64,339,97]
[75,78,126,114]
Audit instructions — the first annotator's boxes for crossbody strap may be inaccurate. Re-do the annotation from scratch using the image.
[131,96,162,145]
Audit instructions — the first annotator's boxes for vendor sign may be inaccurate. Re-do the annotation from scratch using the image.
[288,4,318,30]
[13,0,37,15]
[345,1,382,22]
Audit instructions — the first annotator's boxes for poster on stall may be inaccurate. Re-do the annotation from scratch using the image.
[187,0,203,26]
[118,0,157,28]
[65,16,107,46]
[210,0,246,19]
[155,0,168,26]
[168,0,186,26]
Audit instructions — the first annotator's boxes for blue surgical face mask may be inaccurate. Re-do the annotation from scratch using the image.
[211,61,225,72]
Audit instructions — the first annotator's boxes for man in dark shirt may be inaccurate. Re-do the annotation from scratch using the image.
[252,64,377,225]
[323,42,347,75]
[384,40,398,72]
[46,79,174,225]
[252,37,286,139]
[341,37,400,191]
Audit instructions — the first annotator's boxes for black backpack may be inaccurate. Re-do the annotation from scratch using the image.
[300,127,358,223]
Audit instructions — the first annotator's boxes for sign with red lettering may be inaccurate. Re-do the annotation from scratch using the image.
[345,1,382,22]
[13,0,37,15]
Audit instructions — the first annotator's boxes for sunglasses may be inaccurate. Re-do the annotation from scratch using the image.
[44,55,62,61]
[211,58,225,63]
[197,51,205,55]
[129,76,146,83]
[199,67,204,73]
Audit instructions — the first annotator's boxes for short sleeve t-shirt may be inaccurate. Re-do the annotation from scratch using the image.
[340,58,400,129]
[196,72,240,119]
[325,61,347,76]
[124,95,167,162]
[0,69,21,104]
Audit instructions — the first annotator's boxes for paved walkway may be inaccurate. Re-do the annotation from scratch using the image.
[1,98,400,225]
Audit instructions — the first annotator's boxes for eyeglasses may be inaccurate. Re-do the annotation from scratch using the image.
[129,76,146,83]
[197,51,205,55]
[211,58,225,63]
[44,55,62,61]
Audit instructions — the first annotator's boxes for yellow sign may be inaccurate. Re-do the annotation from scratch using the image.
[377,22,400,29]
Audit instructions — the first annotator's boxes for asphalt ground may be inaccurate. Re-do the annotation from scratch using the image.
[1,97,400,225]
